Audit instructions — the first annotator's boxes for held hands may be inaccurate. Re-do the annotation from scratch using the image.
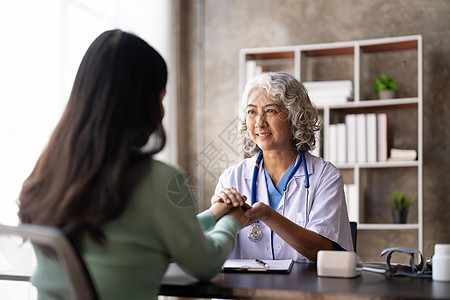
[211,187,246,207]
[210,187,249,227]
[243,202,272,227]
[208,201,251,228]
[227,206,249,228]
[208,202,233,222]
[210,187,273,227]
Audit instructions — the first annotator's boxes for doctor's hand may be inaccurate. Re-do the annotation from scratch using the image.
[244,202,274,226]
[226,206,249,228]
[211,187,247,208]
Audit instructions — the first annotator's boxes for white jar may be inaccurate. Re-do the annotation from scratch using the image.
[432,244,450,281]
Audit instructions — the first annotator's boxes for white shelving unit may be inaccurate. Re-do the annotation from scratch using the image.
[239,35,423,252]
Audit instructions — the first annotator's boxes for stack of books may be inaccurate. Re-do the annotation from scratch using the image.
[328,113,417,164]
[303,80,353,107]
[329,113,388,164]
[388,148,417,161]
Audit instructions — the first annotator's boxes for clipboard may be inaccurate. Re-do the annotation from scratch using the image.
[221,259,294,273]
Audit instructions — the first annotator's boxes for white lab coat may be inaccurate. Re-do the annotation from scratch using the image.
[215,152,353,263]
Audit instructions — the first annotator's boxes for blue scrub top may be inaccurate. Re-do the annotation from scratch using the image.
[263,160,297,209]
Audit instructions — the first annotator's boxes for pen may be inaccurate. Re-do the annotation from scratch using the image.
[255,258,269,268]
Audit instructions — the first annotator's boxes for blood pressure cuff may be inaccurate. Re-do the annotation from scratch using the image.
[380,247,431,278]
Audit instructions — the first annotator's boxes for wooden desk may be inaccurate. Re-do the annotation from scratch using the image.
[1,262,449,299]
[159,263,450,299]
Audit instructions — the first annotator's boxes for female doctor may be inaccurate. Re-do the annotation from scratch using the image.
[213,72,353,263]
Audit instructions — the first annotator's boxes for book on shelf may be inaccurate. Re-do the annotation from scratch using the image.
[377,113,388,162]
[246,60,263,82]
[303,80,353,107]
[356,114,367,163]
[329,124,338,163]
[366,113,377,163]
[309,95,350,106]
[388,148,417,161]
[346,114,357,163]
[328,123,347,164]
[344,184,359,223]
[337,123,347,163]
[303,80,352,91]
[311,128,322,157]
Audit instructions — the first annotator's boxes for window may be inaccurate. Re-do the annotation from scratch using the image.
[0,0,173,225]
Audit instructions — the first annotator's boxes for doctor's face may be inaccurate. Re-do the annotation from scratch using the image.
[245,88,292,153]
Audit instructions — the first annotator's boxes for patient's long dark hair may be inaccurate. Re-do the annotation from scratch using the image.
[18,30,167,250]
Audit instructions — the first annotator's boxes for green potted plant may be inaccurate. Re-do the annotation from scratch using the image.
[390,190,415,224]
[373,74,397,99]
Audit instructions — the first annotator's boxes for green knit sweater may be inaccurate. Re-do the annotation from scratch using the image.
[31,160,240,299]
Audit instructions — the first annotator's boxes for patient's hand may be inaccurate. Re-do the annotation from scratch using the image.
[208,202,233,221]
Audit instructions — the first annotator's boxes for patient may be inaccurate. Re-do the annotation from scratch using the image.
[17,29,246,299]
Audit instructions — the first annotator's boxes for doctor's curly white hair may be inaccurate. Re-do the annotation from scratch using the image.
[238,72,320,156]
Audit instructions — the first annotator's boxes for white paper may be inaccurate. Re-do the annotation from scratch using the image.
[222,259,293,272]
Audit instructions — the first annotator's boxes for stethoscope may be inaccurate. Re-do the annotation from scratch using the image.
[248,151,310,243]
